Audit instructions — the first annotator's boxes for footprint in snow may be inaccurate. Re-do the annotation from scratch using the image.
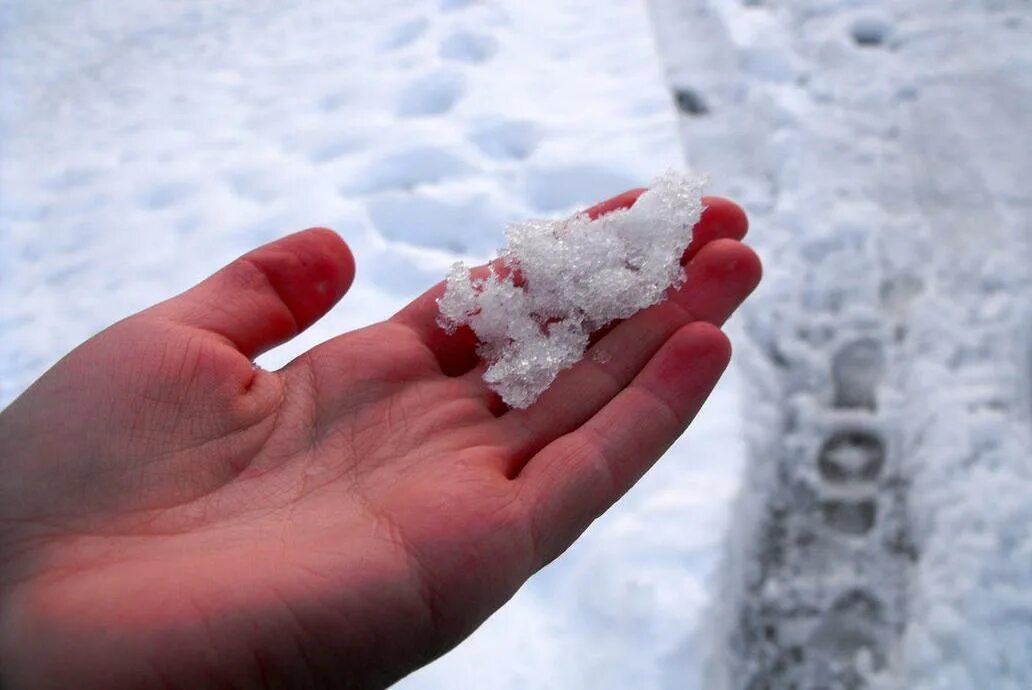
[346,144,473,193]
[523,163,638,213]
[469,118,539,161]
[808,589,889,672]
[226,170,280,204]
[821,498,877,535]
[365,191,506,255]
[850,17,892,48]
[818,430,885,484]
[439,29,498,63]
[831,337,885,409]
[381,17,429,51]
[396,71,466,117]
[309,136,362,164]
[137,180,197,211]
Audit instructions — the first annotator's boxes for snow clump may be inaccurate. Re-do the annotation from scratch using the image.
[437,170,706,408]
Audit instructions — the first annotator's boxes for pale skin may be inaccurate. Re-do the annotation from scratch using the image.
[0,190,760,689]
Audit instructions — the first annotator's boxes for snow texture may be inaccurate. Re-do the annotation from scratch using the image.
[438,171,704,408]
[6,0,1028,687]
[650,0,1032,688]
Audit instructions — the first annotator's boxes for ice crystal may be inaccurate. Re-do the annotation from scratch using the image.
[438,170,706,408]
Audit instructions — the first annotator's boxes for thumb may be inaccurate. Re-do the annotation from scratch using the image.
[152,228,356,359]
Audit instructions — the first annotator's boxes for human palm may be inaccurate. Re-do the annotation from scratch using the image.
[0,191,759,689]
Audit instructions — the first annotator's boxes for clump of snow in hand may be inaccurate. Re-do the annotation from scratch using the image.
[437,170,706,408]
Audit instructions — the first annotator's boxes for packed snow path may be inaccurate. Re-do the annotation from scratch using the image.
[650,0,1032,688]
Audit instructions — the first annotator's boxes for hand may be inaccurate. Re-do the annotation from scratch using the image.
[0,190,760,689]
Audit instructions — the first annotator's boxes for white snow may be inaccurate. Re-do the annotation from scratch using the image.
[650,0,1032,688]
[438,171,705,408]
[4,0,1028,688]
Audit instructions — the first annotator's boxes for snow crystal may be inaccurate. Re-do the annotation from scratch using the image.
[437,170,706,408]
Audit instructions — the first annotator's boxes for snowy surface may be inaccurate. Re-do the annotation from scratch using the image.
[5,0,1029,687]
[1,0,745,687]
[439,171,705,408]
[650,0,1032,687]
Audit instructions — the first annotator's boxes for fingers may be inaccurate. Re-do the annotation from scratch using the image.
[583,188,646,219]
[388,189,648,376]
[391,192,749,376]
[390,263,494,377]
[516,322,731,567]
[493,238,760,469]
[685,196,749,262]
[153,228,355,359]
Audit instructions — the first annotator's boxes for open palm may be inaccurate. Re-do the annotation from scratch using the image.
[0,190,759,689]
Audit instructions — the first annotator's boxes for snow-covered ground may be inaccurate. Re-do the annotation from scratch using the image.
[3,0,1030,688]
[650,1,1032,687]
[0,0,746,687]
